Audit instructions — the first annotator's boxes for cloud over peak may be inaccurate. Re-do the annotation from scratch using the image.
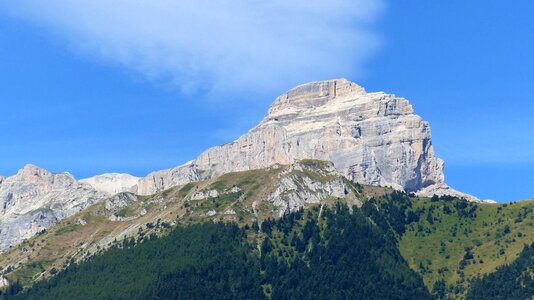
[3,0,385,96]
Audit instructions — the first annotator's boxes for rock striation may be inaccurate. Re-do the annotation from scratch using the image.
[138,79,468,199]
[0,164,107,252]
[80,173,139,195]
[266,161,352,216]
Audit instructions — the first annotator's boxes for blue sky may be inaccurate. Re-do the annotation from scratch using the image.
[0,1,532,202]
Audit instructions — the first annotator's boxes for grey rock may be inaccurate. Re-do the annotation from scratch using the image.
[0,164,107,252]
[138,79,462,199]
[80,173,139,195]
[416,184,480,202]
[267,161,353,216]
[104,192,138,212]
[0,276,8,288]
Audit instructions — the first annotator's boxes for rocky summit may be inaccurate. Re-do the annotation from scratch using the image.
[138,79,470,200]
[80,173,140,195]
[0,165,107,252]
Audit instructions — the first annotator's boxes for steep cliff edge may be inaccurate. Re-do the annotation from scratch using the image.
[138,79,463,199]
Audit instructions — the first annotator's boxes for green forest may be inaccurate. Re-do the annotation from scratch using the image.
[2,190,533,299]
[1,202,430,300]
[467,243,534,299]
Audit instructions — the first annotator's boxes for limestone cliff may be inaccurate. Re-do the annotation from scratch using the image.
[80,173,139,195]
[0,165,107,252]
[138,79,454,197]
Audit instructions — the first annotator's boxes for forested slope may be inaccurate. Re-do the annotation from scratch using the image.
[467,243,534,299]
[2,203,430,300]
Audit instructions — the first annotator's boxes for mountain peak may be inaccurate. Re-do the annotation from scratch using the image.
[80,173,140,195]
[138,79,461,198]
[17,164,52,180]
[0,164,105,252]
[268,78,365,115]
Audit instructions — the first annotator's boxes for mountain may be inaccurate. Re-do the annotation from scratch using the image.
[0,161,532,299]
[0,79,479,257]
[0,168,141,252]
[137,79,473,201]
[0,160,363,288]
[80,173,139,195]
[0,77,529,299]
[0,165,107,252]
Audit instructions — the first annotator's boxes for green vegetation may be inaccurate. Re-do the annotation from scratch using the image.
[2,203,430,299]
[365,193,534,298]
[3,222,263,300]
[467,243,534,299]
[193,192,243,216]
[260,203,431,299]
[177,183,195,197]
[115,206,136,218]
[54,224,81,236]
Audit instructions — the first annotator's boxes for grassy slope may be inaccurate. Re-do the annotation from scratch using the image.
[398,197,534,296]
[466,243,534,299]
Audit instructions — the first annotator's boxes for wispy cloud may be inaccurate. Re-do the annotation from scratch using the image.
[3,0,384,96]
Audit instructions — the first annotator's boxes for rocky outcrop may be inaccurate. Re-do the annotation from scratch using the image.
[0,165,107,252]
[415,183,480,202]
[104,192,138,212]
[80,173,139,195]
[138,79,460,199]
[0,276,8,288]
[267,161,353,216]
[183,160,357,218]
[137,161,200,197]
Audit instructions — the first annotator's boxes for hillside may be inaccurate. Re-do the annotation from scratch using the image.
[368,194,534,298]
[467,243,534,299]
[2,204,430,300]
[0,160,363,288]
[0,165,107,252]
[0,160,532,299]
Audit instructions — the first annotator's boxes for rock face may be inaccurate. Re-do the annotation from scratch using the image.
[80,173,139,195]
[0,165,107,252]
[267,161,351,216]
[104,192,138,212]
[138,79,454,198]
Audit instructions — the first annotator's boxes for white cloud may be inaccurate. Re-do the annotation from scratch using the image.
[3,0,384,96]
